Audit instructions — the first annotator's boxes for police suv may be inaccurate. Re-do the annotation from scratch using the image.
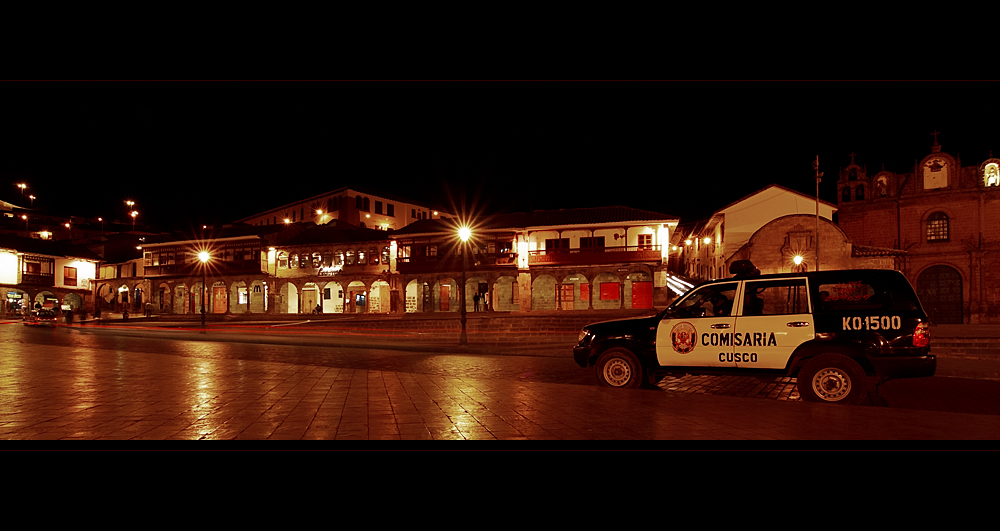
[573,261,934,405]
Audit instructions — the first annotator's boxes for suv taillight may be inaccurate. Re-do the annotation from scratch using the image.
[913,322,930,347]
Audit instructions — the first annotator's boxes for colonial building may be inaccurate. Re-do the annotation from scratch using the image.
[0,234,101,317]
[676,185,838,280]
[391,206,680,313]
[99,205,681,317]
[96,221,400,317]
[234,186,453,231]
[835,134,1000,324]
[674,184,903,282]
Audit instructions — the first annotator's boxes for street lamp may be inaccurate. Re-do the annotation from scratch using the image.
[17,183,26,206]
[458,225,472,345]
[28,195,35,208]
[199,251,210,329]
[131,211,138,231]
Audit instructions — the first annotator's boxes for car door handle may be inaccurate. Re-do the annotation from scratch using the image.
[711,324,730,329]
[787,322,810,327]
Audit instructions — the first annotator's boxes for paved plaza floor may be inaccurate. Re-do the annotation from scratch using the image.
[1,340,997,443]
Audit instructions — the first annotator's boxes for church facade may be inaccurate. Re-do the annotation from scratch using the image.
[835,133,1000,324]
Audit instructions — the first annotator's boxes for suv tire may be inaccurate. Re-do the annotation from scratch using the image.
[596,348,645,389]
[798,354,867,405]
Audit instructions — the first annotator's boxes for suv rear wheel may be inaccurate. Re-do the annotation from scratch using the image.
[798,354,867,405]
[596,348,645,389]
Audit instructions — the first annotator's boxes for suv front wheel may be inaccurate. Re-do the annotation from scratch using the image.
[798,354,867,405]
[595,348,645,389]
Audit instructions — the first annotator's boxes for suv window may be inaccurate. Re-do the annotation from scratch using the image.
[814,273,922,313]
[671,282,738,318]
[742,279,808,316]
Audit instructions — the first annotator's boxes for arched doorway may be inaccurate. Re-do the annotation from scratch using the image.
[347,281,368,313]
[917,265,963,324]
[64,293,84,311]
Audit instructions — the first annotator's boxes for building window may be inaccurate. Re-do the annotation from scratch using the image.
[363,198,370,211]
[580,237,605,250]
[411,208,417,219]
[357,196,364,210]
[64,267,77,286]
[638,234,652,249]
[375,201,383,214]
[842,187,850,202]
[855,185,864,201]
[387,204,394,217]
[926,212,949,243]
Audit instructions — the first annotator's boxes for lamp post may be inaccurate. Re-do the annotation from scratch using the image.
[131,211,138,231]
[199,251,210,329]
[17,183,26,206]
[458,226,471,345]
[28,195,35,208]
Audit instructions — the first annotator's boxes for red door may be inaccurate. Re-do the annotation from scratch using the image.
[213,286,227,314]
[631,282,652,309]
[560,284,574,310]
[440,285,450,311]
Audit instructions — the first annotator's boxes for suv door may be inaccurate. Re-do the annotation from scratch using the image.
[656,282,738,367]
[733,277,813,369]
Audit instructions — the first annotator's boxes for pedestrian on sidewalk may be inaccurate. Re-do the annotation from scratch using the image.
[473,293,481,312]
[145,302,152,317]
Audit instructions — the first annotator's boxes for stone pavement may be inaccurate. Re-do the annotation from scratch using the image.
[1,339,997,441]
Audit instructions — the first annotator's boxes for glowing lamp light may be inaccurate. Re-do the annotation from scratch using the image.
[198,251,210,263]
[685,239,692,246]
[458,226,472,242]
[316,210,323,215]
[703,237,712,244]
[284,219,290,224]
[793,255,804,265]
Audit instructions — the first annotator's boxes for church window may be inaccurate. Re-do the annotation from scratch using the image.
[985,162,999,187]
[848,169,857,181]
[877,175,888,197]
[855,185,864,201]
[926,212,949,243]
[842,187,851,202]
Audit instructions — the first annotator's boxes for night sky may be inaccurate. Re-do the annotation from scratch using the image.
[3,81,997,232]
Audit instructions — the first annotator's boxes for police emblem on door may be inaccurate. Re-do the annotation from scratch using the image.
[671,322,697,354]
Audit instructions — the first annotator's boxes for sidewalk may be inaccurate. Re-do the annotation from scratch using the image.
[1,340,996,441]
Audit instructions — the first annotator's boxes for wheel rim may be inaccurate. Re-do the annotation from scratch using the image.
[603,358,632,387]
[811,368,851,401]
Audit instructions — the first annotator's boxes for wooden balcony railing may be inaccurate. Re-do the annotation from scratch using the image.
[528,246,662,266]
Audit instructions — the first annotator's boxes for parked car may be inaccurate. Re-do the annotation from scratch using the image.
[23,309,58,327]
[573,260,934,405]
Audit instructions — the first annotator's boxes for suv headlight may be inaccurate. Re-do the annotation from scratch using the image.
[578,328,593,345]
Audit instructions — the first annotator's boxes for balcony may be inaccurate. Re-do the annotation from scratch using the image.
[528,246,662,266]
[397,253,517,274]
[19,272,55,287]
[143,260,266,277]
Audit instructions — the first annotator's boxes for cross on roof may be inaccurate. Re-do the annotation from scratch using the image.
[849,152,856,165]
[931,130,941,145]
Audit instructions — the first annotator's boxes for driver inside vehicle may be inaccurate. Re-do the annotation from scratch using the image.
[710,292,732,317]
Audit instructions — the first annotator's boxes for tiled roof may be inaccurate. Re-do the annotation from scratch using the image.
[0,234,103,261]
[391,206,677,236]
[851,244,906,257]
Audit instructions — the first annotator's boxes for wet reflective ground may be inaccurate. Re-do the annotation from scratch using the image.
[5,322,1000,416]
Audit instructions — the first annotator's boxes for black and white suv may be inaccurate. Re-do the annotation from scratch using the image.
[573,261,935,405]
